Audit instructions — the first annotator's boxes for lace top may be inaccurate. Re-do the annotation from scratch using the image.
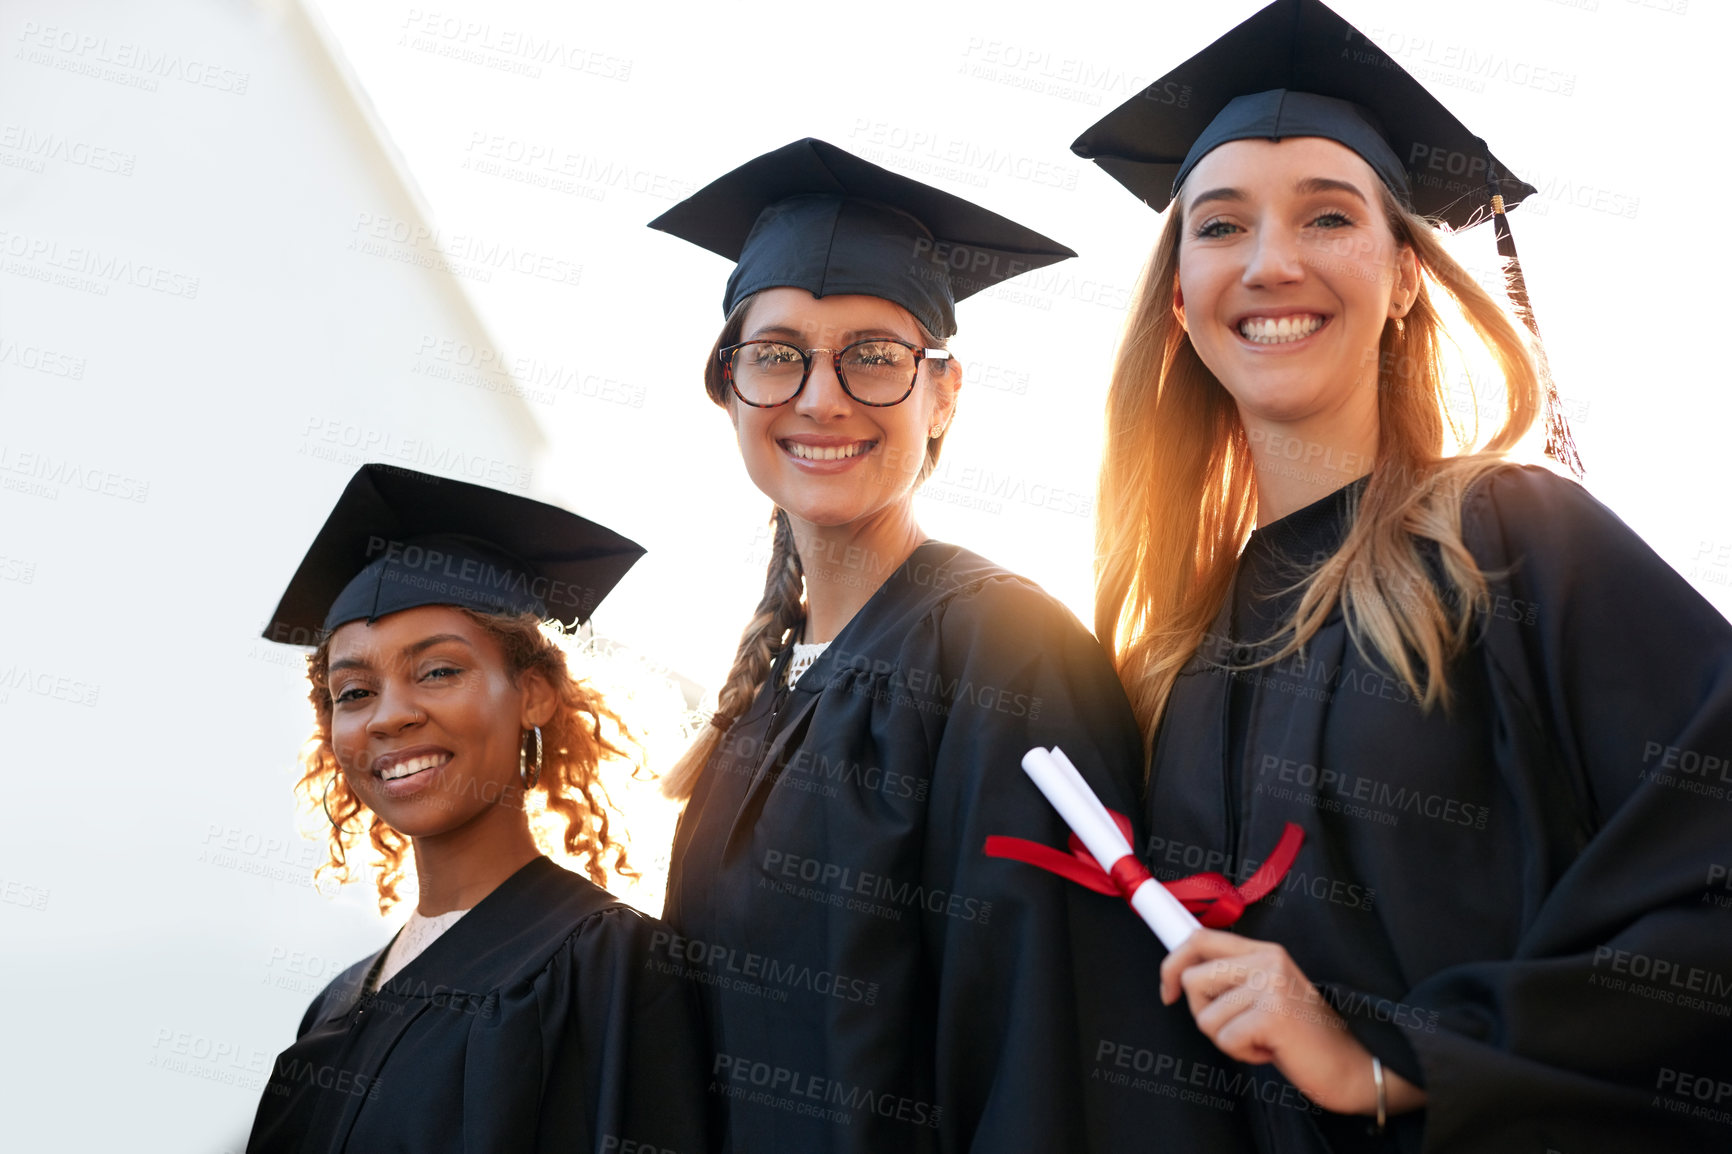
[785,641,830,687]
[373,906,470,988]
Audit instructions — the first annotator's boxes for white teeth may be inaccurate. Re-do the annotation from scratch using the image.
[1238,314,1325,343]
[381,753,448,781]
[786,441,871,461]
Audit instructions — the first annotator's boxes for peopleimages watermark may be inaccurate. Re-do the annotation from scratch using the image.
[261,1056,385,1101]
[0,661,100,708]
[261,945,352,1000]
[296,419,534,492]
[0,123,135,176]
[1,875,50,912]
[147,1029,270,1093]
[647,929,881,1006]
[849,119,1080,191]
[198,824,328,888]
[356,535,600,616]
[1653,1067,1732,1128]
[1256,754,1491,831]
[0,554,36,585]
[713,729,931,803]
[0,335,86,379]
[347,213,581,288]
[411,336,648,409]
[955,37,1187,108]
[598,1136,678,1154]
[711,1053,942,1129]
[0,228,200,298]
[0,443,149,503]
[759,848,993,925]
[1589,946,1732,1017]
[14,21,251,94]
[398,10,632,81]
[1144,835,1376,913]
[1705,863,1732,911]
[460,133,694,203]
[1093,1039,1322,1115]
[827,644,1043,723]
[1639,740,1732,801]
[1352,26,1576,97]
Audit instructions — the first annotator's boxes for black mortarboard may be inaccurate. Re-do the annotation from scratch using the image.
[1070,0,1534,230]
[648,138,1075,338]
[263,465,644,646]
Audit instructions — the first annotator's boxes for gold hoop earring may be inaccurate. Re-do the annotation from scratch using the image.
[520,725,543,789]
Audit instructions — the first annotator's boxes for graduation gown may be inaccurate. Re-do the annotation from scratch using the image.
[665,541,1228,1153]
[1145,466,1732,1153]
[247,855,711,1154]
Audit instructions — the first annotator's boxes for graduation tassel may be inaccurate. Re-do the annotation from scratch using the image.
[1486,157,1584,478]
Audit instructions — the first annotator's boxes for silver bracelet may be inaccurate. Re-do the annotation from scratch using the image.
[1371,1055,1387,1134]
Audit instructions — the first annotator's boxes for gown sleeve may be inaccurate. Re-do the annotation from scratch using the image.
[466,905,714,1154]
[1398,466,1732,1152]
[914,577,1218,1152]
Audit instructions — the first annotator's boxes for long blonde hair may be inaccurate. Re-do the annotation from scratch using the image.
[1097,184,1545,749]
[660,295,957,801]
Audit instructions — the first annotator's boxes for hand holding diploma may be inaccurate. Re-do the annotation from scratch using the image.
[989,748,1414,1117]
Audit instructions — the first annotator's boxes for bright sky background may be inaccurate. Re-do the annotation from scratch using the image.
[3,0,1728,1149]
[309,0,1732,670]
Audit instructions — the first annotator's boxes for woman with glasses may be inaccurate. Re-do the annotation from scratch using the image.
[1075,1,1732,1149]
[646,139,1193,1152]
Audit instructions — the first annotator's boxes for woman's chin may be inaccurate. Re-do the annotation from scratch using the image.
[362,795,480,842]
[1221,383,1339,428]
[776,497,881,530]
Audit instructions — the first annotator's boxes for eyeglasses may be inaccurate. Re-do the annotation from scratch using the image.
[719,338,951,408]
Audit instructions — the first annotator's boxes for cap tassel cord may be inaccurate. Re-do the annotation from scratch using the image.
[1485,156,1584,478]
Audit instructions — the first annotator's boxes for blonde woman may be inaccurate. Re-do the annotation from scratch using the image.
[1077,1,1732,1151]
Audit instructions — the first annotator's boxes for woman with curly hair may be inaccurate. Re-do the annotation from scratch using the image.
[246,464,709,1154]
[1072,1,1732,1150]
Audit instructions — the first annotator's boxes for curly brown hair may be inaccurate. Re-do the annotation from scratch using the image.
[294,609,637,913]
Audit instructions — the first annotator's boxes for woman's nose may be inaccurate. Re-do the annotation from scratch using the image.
[1242,227,1305,288]
[793,353,853,417]
[367,680,424,737]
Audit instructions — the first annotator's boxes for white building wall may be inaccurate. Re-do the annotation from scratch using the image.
[0,2,551,1148]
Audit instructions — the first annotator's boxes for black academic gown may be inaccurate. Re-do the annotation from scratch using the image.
[1145,466,1732,1153]
[247,855,711,1154]
[664,541,1230,1153]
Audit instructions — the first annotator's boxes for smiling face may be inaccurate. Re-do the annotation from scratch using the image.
[324,605,550,842]
[1174,137,1416,431]
[728,287,955,531]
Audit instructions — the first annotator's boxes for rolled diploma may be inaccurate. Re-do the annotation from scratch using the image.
[1020,746,1200,951]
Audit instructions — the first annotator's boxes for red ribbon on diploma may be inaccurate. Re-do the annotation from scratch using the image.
[985,814,1305,929]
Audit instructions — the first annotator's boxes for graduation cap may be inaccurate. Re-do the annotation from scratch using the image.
[1072,0,1580,475]
[1070,0,1534,227]
[648,137,1075,338]
[263,464,645,646]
